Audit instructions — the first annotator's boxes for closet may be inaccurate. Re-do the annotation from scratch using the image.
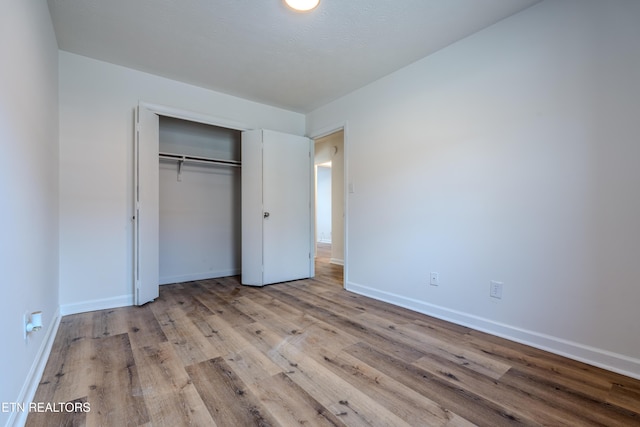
[134,103,314,305]
[158,117,241,285]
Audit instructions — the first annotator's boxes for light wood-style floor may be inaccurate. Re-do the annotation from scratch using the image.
[27,244,640,426]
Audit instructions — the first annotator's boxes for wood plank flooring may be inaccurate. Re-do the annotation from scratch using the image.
[27,244,640,426]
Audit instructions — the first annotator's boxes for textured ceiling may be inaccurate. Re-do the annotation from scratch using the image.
[47,0,540,113]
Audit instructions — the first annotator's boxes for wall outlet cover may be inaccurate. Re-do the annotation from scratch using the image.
[430,272,439,286]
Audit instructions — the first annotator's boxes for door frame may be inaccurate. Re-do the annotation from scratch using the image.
[308,121,349,289]
[139,102,251,132]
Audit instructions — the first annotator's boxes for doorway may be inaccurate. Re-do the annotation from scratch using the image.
[314,130,344,285]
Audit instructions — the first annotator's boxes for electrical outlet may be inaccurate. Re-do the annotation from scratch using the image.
[430,272,439,286]
[490,281,503,299]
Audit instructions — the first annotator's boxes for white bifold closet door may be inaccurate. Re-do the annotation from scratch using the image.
[241,129,314,286]
[134,104,159,305]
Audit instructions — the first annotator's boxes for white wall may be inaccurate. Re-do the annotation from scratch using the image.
[0,1,59,425]
[59,51,305,313]
[307,0,640,377]
[316,166,332,243]
[159,162,241,283]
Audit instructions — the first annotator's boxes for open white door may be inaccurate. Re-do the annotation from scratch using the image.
[241,129,313,286]
[134,104,159,305]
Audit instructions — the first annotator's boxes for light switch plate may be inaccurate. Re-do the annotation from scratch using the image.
[490,280,503,299]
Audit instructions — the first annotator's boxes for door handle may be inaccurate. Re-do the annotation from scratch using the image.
[263,211,270,218]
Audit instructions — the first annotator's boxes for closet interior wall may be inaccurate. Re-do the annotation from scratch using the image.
[158,116,241,285]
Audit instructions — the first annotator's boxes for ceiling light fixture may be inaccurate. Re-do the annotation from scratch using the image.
[284,0,320,12]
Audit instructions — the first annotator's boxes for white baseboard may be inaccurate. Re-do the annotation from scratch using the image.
[60,270,242,316]
[159,269,241,285]
[317,238,332,244]
[330,258,344,266]
[9,307,61,427]
[60,294,134,316]
[346,281,640,380]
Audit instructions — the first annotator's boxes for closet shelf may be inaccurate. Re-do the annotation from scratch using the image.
[159,151,241,168]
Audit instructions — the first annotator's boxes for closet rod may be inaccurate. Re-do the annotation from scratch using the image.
[159,151,241,168]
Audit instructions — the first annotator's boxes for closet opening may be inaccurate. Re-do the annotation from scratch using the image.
[158,116,242,285]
